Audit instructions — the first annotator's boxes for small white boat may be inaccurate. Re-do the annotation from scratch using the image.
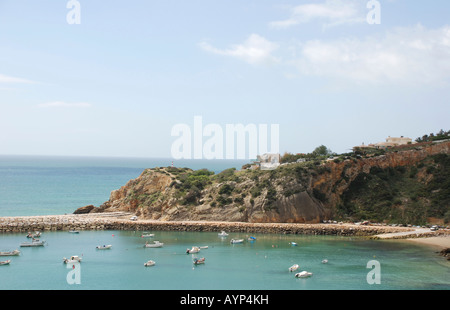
[144,260,156,267]
[218,231,228,237]
[295,271,313,278]
[68,230,80,234]
[0,250,20,256]
[289,242,297,246]
[230,239,244,244]
[20,239,45,247]
[144,241,164,248]
[199,246,208,249]
[0,260,11,266]
[186,246,201,254]
[63,256,82,264]
[322,259,328,264]
[289,264,299,272]
[96,244,112,250]
[26,231,41,238]
[193,257,205,265]
[141,233,155,238]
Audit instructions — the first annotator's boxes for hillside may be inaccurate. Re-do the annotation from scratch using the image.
[76,141,450,226]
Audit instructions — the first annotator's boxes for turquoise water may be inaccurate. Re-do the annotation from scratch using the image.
[0,230,448,290]
[0,155,449,290]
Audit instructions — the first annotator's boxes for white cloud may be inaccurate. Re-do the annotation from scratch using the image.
[198,24,450,86]
[38,101,92,108]
[270,0,365,29]
[291,25,450,85]
[0,74,35,84]
[199,34,279,65]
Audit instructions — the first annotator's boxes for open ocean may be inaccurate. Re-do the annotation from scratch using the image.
[0,155,248,217]
[0,155,449,291]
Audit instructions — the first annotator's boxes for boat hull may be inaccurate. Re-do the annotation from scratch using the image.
[230,239,244,244]
[193,258,205,265]
[20,242,45,247]
[144,244,163,248]
[289,264,299,272]
[295,271,313,278]
[218,231,228,237]
[186,246,201,254]
[144,241,163,248]
[0,250,20,256]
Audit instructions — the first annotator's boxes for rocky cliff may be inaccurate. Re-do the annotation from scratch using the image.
[77,141,450,225]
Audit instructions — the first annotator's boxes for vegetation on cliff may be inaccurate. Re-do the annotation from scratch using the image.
[415,129,450,143]
[82,138,449,226]
[338,153,450,225]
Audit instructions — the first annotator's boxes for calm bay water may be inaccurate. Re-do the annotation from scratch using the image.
[0,230,449,290]
[0,155,449,290]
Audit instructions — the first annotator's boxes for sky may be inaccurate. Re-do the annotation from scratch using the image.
[0,0,449,159]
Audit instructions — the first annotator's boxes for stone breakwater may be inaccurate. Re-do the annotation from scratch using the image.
[0,213,132,233]
[371,229,450,240]
[0,212,425,237]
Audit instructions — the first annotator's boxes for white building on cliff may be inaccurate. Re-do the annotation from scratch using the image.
[354,136,415,151]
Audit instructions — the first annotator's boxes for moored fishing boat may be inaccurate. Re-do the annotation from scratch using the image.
[0,260,11,266]
[289,264,299,272]
[144,260,156,267]
[295,271,313,278]
[186,246,200,254]
[218,231,228,237]
[230,239,244,244]
[144,241,163,248]
[193,257,205,265]
[0,250,20,256]
[63,256,82,264]
[141,233,155,238]
[26,231,41,238]
[96,244,112,250]
[20,239,45,247]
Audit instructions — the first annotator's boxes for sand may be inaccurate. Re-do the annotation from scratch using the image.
[405,236,450,250]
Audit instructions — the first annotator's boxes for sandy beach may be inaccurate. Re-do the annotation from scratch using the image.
[405,236,450,250]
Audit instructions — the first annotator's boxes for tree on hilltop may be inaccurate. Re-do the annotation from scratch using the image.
[312,145,333,157]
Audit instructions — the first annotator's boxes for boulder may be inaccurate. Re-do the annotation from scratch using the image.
[439,248,450,259]
[73,205,96,214]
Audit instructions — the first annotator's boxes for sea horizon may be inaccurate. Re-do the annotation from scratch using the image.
[0,154,250,169]
[0,155,248,217]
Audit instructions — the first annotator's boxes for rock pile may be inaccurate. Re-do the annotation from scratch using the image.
[0,212,132,233]
[0,213,416,237]
[439,248,450,260]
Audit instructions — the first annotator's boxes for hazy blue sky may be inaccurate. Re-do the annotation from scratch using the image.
[1,0,449,158]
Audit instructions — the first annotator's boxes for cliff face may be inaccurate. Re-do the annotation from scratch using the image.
[81,141,450,225]
[88,165,327,223]
[312,141,450,208]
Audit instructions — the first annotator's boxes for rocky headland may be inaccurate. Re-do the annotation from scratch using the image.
[75,140,450,226]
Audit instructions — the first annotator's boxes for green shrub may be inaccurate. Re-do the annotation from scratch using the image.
[217,195,232,207]
[251,186,262,198]
[219,183,234,195]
